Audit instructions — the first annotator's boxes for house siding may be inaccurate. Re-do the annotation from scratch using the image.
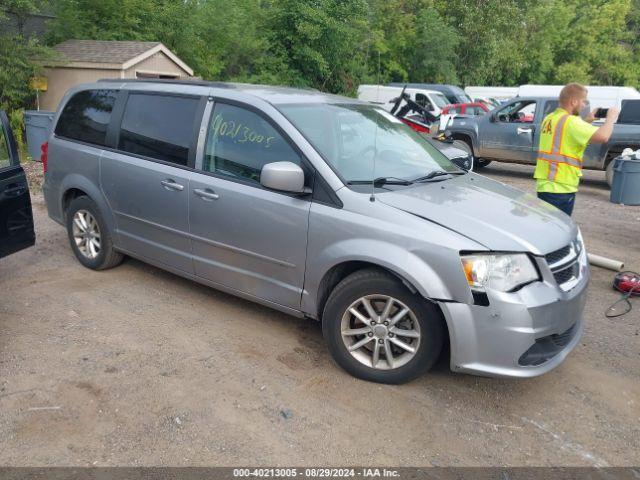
[125,52,189,78]
[39,67,120,111]
[39,47,192,111]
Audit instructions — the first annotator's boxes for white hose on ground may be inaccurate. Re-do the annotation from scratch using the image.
[587,253,624,272]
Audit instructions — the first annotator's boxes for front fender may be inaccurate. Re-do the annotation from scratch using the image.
[301,238,465,318]
[447,121,480,152]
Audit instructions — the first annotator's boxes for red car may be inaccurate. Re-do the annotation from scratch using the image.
[441,102,490,116]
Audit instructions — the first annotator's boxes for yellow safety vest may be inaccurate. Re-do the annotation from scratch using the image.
[534,108,596,194]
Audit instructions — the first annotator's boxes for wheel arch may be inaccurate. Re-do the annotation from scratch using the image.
[312,257,453,323]
[59,174,116,234]
[449,132,477,154]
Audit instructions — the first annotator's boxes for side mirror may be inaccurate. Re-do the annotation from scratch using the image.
[261,161,306,193]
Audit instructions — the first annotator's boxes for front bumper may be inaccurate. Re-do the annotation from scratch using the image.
[440,248,589,378]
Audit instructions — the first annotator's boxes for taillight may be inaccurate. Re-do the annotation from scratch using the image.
[41,141,48,173]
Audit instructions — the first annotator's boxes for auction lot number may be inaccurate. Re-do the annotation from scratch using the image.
[234,469,399,478]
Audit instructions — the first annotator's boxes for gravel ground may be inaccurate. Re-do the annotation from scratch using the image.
[0,161,638,467]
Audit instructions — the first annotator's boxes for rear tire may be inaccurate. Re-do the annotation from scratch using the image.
[66,196,123,270]
[605,159,615,187]
[322,269,444,384]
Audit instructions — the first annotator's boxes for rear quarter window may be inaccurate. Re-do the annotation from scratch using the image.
[55,89,117,146]
[118,93,200,166]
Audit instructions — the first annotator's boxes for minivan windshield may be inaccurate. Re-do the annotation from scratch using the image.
[279,103,458,183]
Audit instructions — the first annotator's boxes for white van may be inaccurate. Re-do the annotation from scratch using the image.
[464,86,518,101]
[357,85,450,116]
[517,85,640,110]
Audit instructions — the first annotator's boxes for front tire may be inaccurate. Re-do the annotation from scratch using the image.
[474,158,492,169]
[322,269,445,384]
[66,196,123,270]
[451,139,491,170]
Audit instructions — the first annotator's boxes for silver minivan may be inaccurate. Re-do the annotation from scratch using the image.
[43,80,588,384]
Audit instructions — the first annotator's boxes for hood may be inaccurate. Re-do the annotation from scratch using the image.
[378,173,576,255]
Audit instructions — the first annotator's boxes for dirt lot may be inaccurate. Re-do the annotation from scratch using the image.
[1,162,639,466]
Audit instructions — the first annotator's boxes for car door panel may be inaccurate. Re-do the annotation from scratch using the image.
[479,101,537,163]
[99,92,204,273]
[0,110,35,259]
[100,152,192,272]
[190,175,311,307]
[189,101,311,309]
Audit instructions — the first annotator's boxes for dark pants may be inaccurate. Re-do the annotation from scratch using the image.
[537,191,576,216]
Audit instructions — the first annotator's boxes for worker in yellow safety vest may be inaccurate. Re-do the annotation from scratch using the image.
[534,83,619,216]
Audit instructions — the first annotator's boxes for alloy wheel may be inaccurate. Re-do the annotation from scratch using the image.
[340,295,421,370]
[72,209,101,259]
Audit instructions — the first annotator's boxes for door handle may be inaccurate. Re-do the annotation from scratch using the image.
[193,188,220,201]
[517,127,533,135]
[4,184,27,197]
[160,179,184,191]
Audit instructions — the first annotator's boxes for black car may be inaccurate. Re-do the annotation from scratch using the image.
[0,110,35,259]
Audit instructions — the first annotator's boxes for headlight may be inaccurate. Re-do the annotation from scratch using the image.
[575,228,584,256]
[460,253,539,292]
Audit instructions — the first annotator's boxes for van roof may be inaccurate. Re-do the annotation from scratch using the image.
[95,78,363,105]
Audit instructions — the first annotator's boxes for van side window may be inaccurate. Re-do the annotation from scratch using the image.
[202,103,301,184]
[55,89,117,147]
[118,94,199,166]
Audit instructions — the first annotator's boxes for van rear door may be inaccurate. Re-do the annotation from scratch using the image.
[0,110,35,258]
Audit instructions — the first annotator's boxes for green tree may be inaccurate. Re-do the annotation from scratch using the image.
[262,0,370,93]
[192,0,267,81]
[406,6,460,83]
[34,0,640,93]
[434,0,526,86]
[1,0,54,112]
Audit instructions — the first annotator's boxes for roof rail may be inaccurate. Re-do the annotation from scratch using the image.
[97,78,235,88]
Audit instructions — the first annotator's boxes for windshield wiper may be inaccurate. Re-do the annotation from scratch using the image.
[412,170,465,182]
[347,176,414,187]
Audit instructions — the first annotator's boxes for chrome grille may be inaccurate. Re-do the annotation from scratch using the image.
[545,245,571,266]
[553,262,579,286]
[546,236,583,291]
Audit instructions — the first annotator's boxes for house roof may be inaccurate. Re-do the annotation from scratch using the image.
[52,40,193,76]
